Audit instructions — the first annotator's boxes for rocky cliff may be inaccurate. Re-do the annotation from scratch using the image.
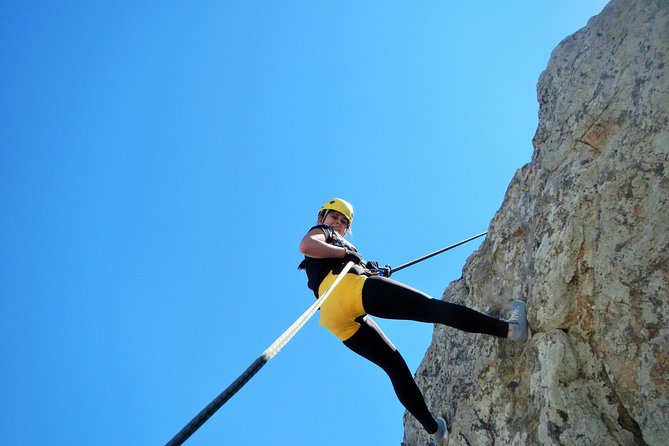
[403,0,669,444]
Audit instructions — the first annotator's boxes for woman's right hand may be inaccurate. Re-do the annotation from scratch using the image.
[343,249,363,264]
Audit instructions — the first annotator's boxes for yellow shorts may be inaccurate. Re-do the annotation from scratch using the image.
[318,272,367,341]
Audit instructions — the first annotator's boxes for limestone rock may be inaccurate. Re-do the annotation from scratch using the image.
[403,0,669,444]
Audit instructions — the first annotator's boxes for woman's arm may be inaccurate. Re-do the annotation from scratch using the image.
[299,228,347,259]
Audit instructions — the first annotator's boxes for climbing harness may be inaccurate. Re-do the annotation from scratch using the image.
[165,231,488,445]
[165,261,355,446]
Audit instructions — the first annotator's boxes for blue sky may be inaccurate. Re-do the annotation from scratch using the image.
[2,2,608,445]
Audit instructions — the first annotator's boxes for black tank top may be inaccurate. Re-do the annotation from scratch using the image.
[298,224,368,297]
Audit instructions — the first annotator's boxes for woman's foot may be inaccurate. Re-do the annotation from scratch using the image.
[507,300,528,343]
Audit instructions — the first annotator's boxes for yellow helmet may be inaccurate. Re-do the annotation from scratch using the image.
[319,198,354,225]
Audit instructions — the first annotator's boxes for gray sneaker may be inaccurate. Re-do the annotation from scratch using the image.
[433,417,448,445]
[507,300,528,343]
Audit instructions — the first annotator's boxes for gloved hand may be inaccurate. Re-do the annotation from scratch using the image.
[365,260,379,270]
[343,249,363,265]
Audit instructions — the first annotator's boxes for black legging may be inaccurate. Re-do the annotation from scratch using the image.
[343,276,509,433]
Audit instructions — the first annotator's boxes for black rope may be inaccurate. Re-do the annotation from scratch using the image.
[390,231,487,274]
[165,355,267,446]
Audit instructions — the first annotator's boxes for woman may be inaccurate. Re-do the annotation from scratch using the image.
[298,198,528,445]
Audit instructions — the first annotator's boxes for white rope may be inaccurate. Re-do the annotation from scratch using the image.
[263,261,354,360]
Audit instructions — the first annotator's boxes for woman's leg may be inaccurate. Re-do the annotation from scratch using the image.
[343,316,439,434]
[362,276,509,338]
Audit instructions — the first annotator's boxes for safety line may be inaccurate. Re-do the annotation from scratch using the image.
[390,231,487,273]
[165,261,355,446]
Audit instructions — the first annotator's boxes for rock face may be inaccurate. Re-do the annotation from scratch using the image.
[403,1,669,445]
